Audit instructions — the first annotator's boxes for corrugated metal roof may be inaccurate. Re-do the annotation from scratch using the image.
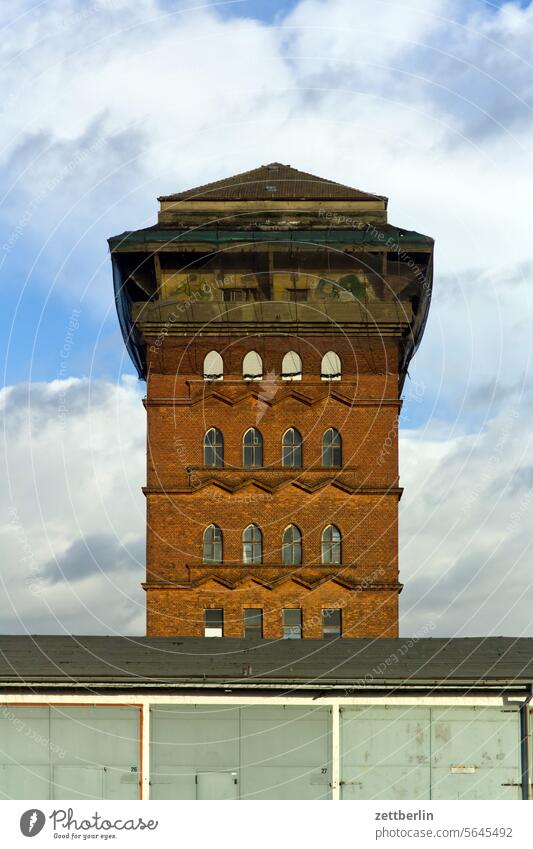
[159,164,387,203]
[0,636,532,689]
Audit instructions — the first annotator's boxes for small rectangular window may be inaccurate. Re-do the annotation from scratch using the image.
[286,288,308,302]
[243,608,263,639]
[283,608,302,639]
[322,608,341,638]
[205,608,223,638]
[223,288,256,302]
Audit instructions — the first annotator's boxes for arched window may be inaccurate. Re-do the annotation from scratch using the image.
[322,525,342,565]
[322,428,342,467]
[243,524,262,564]
[282,428,302,468]
[243,350,263,381]
[203,350,223,381]
[243,428,263,467]
[203,524,222,563]
[282,525,302,566]
[321,351,341,381]
[282,351,302,381]
[203,428,224,467]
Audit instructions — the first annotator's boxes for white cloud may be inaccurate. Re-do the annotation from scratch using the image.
[400,399,533,636]
[282,0,449,70]
[408,260,533,417]
[0,377,146,634]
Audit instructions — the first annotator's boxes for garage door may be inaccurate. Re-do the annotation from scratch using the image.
[340,705,521,800]
[150,704,331,800]
[0,705,140,800]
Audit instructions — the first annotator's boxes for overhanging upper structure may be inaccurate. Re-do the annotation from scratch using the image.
[109,163,433,385]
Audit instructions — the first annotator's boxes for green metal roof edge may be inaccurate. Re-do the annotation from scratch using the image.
[108,227,434,251]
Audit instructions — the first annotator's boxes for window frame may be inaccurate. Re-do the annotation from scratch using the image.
[242,350,263,381]
[204,608,224,638]
[321,350,342,381]
[282,608,302,639]
[282,427,303,468]
[281,351,302,381]
[321,524,342,565]
[203,427,224,468]
[322,427,342,468]
[243,524,263,565]
[202,524,223,564]
[282,524,302,566]
[243,427,263,468]
[322,608,342,639]
[203,350,224,381]
[243,608,263,639]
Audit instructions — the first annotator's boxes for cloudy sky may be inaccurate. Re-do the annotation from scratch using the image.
[1,0,532,637]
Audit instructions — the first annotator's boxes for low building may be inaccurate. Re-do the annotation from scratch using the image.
[0,636,531,800]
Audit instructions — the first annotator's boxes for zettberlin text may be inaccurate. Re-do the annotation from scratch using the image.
[375,810,434,821]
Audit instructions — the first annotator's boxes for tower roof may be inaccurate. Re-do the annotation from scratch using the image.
[159,163,387,203]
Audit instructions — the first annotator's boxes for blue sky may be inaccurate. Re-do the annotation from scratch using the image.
[1,0,533,637]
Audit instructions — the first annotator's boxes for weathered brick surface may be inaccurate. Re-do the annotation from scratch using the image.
[146,489,398,580]
[144,335,402,638]
[146,584,399,639]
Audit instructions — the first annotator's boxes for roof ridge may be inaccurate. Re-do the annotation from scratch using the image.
[158,163,386,203]
[159,163,289,199]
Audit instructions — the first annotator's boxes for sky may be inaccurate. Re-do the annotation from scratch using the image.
[1,0,533,637]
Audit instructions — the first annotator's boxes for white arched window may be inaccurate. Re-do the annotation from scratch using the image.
[281,351,302,381]
[243,350,263,381]
[321,351,341,381]
[321,525,342,565]
[203,350,223,381]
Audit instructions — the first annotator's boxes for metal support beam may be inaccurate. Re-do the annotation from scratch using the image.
[331,703,340,800]
[520,687,532,800]
[141,700,151,801]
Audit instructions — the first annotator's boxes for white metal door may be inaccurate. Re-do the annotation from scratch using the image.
[196,771,238,800]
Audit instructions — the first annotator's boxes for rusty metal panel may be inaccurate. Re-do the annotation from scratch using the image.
[430,707,521,800]
[340,706,431,799]
[341,705,522,800]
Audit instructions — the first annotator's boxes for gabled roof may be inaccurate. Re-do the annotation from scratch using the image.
[159,163,387,203]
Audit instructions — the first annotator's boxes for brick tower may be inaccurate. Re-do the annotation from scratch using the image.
[109,163,433,638]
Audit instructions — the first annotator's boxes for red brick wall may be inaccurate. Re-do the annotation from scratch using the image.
[143,334,402,638]
[146,583,399,638]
